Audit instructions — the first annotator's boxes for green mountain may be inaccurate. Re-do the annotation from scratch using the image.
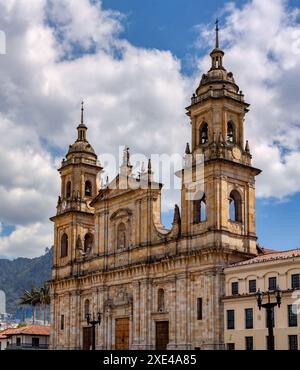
[0,248,53,314]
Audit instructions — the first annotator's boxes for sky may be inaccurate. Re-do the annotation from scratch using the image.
[0,0,300,259]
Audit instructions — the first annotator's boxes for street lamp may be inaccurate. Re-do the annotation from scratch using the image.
[256,287,282,351]
[86,312,101,351]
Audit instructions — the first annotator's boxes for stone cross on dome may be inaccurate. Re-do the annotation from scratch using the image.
[215,18,220,49]
[77,101,88,141]
[210,18,225,70]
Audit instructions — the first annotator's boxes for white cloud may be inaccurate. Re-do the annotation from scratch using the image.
[0,223,53,259]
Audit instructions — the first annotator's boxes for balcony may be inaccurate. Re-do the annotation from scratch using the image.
[6,343,49,350]
[191,89,245,105]
[60,157,101,169]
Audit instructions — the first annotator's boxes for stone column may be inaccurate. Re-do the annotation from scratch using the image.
[49,292,57,349]
[107,308,113,350]
[167,277,177,350]
[66,292,71,349]
[131,281,141,350]
[75,290,82,349]
[98,286,106,350]
[175,272,191,350]
[139,277,152,349]
[68,291,77,349]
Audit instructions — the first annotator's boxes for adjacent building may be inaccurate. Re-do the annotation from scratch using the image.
[0,325,50,350]
[223,249,300,350]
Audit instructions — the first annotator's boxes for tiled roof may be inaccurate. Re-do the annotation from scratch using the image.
[17,325,50,336]
[230,249,300,267]
[0,325,50,338]
[0,328,18,339]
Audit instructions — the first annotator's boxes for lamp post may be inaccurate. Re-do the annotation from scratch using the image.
[256,288,282,351]
[86,312,101,351]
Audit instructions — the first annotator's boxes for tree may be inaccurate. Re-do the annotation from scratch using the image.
[39,283,51,324]
[19,286,40,324]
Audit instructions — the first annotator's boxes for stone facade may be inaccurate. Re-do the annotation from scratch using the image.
[50,28,262,350]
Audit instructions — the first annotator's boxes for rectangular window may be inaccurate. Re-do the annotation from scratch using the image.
[197,298,203,320]
[249,280,257,293]
[266,307,275,328]
[32,338,39,348]
[288,305,298,327]
[268,277,277,291]
[16,338,21,347]
[227,310,235,330]
[245,336,254,351]
[292,274,300,290]
[61,314,65,331]
[289,335,298,351]
[245,308,254,329]
[227,343,235,351]
[231,282,239,296]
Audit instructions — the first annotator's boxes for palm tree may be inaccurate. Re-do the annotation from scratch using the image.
[39,283,51,324]
[19,284,51,325]
[19,290,32,323]
[19,287,40,324]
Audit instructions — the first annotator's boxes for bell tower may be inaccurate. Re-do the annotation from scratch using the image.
[181,20,261,256]
[51,103,103,277]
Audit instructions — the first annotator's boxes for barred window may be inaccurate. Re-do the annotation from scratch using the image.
[289,335,298,351]
[288,305,298,327]
[245,337,254,351]
[249,280,257,293]
[292,274,300,290]
[227,310,235,330]
[245,308,253,329]
[268,277,277,291]
[231,282,239,296]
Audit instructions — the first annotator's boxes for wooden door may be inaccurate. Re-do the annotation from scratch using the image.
[156,321,169,350]
[115,318,129,350]
[82,327,92,350]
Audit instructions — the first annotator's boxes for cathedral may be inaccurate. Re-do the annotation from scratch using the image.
[50,24,262,350]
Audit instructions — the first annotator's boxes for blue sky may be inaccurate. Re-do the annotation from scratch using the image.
[102,0,237,75]
[0,0,300,258]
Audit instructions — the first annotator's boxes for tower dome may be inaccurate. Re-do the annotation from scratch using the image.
[66,102,97,160]
[195,19,240,96]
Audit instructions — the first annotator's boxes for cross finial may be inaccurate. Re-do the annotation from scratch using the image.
[81,101,84,124]
[215,18,220,49]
